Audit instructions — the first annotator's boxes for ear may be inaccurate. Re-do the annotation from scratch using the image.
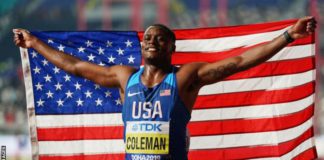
[140,42,144,50]
[172,44,176,52]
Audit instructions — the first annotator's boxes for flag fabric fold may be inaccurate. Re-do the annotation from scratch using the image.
[20,19,317,160]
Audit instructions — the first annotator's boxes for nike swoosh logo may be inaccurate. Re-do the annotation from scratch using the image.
[127,92,142,97]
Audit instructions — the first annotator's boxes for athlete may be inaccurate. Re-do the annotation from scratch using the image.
[13,17,316,160]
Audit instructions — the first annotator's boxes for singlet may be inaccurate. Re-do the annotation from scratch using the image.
[122,66,191,160]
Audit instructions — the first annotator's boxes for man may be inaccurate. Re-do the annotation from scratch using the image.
[14,17,316,160]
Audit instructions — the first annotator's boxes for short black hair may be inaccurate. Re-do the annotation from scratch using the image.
[148,24,176,43]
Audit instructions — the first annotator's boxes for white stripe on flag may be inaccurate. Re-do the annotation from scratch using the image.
[39,139,125,155]
[191,94,314,121]
[189,117,313,149]
[36,113,123,127]
[199,70,314,95]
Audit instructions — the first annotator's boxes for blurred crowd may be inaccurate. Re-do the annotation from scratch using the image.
[0,0,324,145]
[0,59,27,135]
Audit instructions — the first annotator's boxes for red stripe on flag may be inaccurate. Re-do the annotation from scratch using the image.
[189,105,314,136]
[138,19,298,40]
[188,128,314,160]
[40,153,125,160]
[225,57,314,80]
[194,82,315,109]
[37,126,124,141]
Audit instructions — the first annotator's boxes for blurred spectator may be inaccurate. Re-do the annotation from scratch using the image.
[4,107,16,126]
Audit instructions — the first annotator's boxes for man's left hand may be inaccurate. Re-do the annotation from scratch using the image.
[288,16,317,39]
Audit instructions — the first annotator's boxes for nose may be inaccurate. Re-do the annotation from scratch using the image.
[148,36,159,45]
[147,38,154,45]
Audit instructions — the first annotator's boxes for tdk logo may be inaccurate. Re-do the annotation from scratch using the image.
[132,123,162,132]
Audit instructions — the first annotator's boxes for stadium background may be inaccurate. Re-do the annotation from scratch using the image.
[0,0,323,159]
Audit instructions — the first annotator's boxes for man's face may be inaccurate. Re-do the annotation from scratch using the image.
[142,26,174,62]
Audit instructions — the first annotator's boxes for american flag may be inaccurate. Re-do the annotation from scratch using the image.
[20,19,317,160]
[160,89,171,96]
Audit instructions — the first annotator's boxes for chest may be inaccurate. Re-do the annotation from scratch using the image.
[125,84,174,121]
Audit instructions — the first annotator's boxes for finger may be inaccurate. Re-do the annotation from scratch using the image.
[306,26,315,33]
[14,33,24,42]
[14,37,19,42]
[308,24,316,29]
[13,29,23,35]
[310,18,317,24]
[14,39,20,45]
[308,19,317,24]
[13,28,20,33]
[14,37,20,42]
[13,28,30,35]
[307,23,316,29]
[13,28,28,33]
[307,27,315,32]
[307,20,316,26]
[18,33,24,39]
[307,31,314,35]
[304,16,314,21]
[307,25,316,31]
[300,16,315,24]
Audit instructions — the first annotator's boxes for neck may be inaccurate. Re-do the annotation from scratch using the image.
[143,56,172,72]
[141,63,172,88]
[143,63,172,76]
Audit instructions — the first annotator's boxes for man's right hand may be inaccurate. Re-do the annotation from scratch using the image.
[13,29,36,48]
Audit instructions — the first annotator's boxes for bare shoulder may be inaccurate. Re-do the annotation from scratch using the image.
[115,65,138,90]
[112,65,137,81]
[112,65,137,75]
[91,64,137,90]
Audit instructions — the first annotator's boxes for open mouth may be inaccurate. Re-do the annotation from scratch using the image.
[145,47,158,52]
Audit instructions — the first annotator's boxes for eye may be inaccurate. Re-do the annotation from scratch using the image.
[144,35,150,41]
[157,36,166,42]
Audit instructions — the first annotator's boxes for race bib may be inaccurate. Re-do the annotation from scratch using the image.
[125,121,169,154]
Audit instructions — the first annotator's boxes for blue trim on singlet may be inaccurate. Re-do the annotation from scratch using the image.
[164,73,175,87]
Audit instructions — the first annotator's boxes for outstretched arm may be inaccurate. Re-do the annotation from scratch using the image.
[13,29,136,89]
[196,16,316,86]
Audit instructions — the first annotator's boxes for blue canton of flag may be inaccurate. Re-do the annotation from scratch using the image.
[28,31,141,115]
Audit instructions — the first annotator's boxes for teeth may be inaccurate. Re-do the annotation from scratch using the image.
[147,48,157,51]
